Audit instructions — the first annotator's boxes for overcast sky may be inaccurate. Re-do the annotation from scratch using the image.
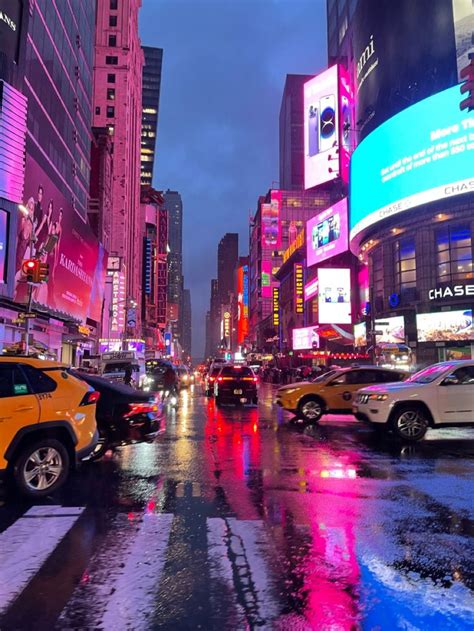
[139,0,327,358]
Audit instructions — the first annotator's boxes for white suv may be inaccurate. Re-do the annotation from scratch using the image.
[353,360,474,442]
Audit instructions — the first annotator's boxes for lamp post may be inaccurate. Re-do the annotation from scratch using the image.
[18,204,36,356]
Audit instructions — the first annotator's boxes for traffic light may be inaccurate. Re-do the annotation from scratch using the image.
[39,262,49,282]
[460,59,474,112]
[21,259,40,283]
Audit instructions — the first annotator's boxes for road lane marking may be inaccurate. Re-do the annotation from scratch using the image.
[0,505,84,614]
[192,482,201,497]
[176,482,185,497]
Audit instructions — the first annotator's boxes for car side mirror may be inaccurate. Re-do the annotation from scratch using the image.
[441,375,460,386]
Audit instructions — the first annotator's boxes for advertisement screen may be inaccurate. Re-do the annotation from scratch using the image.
[350,85,474,245]
[354,322,367,347]
[375,316,405,343]
[0,0,22,61]
[237,265,249,344]
[417,309,474,342]
[318,268,351,324]
[304,278,318,302]
[14,154,107,324]
[306,198,348,267]
[292,326,319,351]
[261,260,272,298]
[0,209,7,283]
[353,0,457,140]
[261,190,281,248]
[304,66,339,189]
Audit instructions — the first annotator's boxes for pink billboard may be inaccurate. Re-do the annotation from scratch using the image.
[261,190,281,248]
[306,198,348,267]
[304,65,353,189]
[292,326,320,351]
[304,278,319,302]
[14,154,107,324]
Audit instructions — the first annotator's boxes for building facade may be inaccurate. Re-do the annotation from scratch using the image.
[162,189,183,346]
[181,288,192,359]
[217,233,239,305]
[279,74,312,190]
[141,46,163,187]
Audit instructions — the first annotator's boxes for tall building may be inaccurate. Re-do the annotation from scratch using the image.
[181,288,192,359]
[279,74,313,190]
[162,190,183,343]
[217,233,239,306]
[92,0,144,325]
[209,278,219,357]
[141,46,163,187]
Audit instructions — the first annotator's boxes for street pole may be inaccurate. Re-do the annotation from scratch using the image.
[23,214,35,356]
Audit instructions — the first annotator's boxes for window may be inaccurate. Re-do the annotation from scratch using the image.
[95,106,101,115]
[107,73,116,83]
[106,106,115,118]
[436,224,472,282]
[21,366,57,394]
[395,237,416,289]
[450,366,474,385]
[108,35,116,47]
[346,370,379,385]
[372,247,384,298]
[0,364,31,398]
[109,15,117,26]
[110,0,118,9]
[107,88,115,100]
[105,56,118,65]
[329,373,347,385]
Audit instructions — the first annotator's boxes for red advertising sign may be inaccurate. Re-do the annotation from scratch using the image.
[237,265,249,344]
[294,263,304,314]
[14,155,107,323]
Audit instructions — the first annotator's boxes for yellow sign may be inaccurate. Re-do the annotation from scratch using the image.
[282,230,305,264]
[272,287,280,327]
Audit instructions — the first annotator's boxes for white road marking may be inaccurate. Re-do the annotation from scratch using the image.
[176,482,185,497]
[0,505,84,614]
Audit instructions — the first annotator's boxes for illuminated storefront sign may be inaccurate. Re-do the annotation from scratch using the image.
[375,316,405,343]
[304,278,318,302]
[110,270,126,334]
[294,263,304,314]
[237,265,249,344]
[350,85,474,245]
[417,309,473,342]
[306,198,349,267]
[223,311,231,340]
[272,287,280,327]
[429,284,474,300]
[292,326,319,350]
[282,229,305,264]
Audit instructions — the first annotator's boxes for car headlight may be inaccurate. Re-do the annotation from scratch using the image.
[280,388,298,395]
[368,393,388,401]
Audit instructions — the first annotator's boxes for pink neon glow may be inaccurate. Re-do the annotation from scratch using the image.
[261,190,282,249]
[261,260,272,298]
[304,66,339,190]
[306,198,348,267]
[292,326,319,351]
[338,65,353,184]
[304,278,319,301]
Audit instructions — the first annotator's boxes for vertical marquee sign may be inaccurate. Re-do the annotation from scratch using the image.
[272,287,280,327]
[294,263,304,314]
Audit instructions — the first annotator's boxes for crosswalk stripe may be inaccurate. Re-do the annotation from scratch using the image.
[0,505,84,614]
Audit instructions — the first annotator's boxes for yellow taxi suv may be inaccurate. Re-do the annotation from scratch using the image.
[276,366,408,423]
[0,357,99,498]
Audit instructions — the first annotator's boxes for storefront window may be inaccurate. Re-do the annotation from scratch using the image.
[372,247,384,298]
[395,237,416,289]
[436,224,473,282]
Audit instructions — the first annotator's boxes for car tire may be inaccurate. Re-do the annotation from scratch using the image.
[298,396,324,423]
[391,405,429,442]
[13,438,70,498]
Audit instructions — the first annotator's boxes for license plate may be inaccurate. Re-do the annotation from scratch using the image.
[234,389,243,395]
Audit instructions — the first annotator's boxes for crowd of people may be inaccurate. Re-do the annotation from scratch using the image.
[259,364,333,385]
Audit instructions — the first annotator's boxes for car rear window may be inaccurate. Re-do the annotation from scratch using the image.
[220,366,253,377]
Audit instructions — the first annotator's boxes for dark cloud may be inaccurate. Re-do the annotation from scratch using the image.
[140,0,327,358]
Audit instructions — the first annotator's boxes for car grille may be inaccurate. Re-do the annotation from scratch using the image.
[357,393,370,404]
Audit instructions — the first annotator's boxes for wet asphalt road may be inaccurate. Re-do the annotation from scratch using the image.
[0,383,474,630]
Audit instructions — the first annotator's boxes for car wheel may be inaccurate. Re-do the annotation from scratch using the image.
[298,396,324,423]
[391,406,429,442]
[13,439,70,498]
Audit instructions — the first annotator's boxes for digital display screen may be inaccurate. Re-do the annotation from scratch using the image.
[0,0,22,61]
[354,322,367,347]
[374,316,405,343]
[261,260,272,298]
[0,209,8,283]
[292,326,319,351]
[350,85,474,244]
[261,191,281,248]
[417,309,473,342]
[306,198,348,267]
[317,268,351,324]
[304,278,318,302]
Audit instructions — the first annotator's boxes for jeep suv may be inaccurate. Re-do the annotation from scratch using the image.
[353,360,474,442]
[0,357,99,497]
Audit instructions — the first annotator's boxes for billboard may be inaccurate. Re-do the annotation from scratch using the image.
[292,326,319,351]
[317,268,351,324]
[0,209,7,283]
[354,322,367,347]
[350,85,474,245]
[261,190,281,248]
[417,309,473,342]
[14,154,106,324]
[0,0,22,61]
[352,0,458,139]
[306,198,348,267]
[261,260,272,298]
[294,263,304,314]
[272,287,280,327]
[375,316,405,343]
[304,278,318,302]
[237,265,249,344]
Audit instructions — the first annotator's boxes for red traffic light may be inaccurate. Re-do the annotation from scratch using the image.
[21,259,40,283]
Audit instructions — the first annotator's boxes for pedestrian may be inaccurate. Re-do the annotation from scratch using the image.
[124,365,133,386]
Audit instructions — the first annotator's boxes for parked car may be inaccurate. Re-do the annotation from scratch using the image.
[0,357,99,497]
[73,372,163,460]
[214,365,258,406]
[204,366,223,396]
[276,366,408,423]
[353,360,474,442]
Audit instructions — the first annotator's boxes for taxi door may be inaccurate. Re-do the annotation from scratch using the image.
[0,363,40,468]
[323,369,383,411]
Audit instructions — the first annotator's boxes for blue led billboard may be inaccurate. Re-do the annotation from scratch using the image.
[350,85,474,245]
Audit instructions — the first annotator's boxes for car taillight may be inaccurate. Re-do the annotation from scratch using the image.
[80,390,100,406]
[242,377,258,382]
[217,377,223,382]
[124,402,158,418]
[209,377,215,382]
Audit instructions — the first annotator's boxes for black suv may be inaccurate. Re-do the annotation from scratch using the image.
[214,365,258,406]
